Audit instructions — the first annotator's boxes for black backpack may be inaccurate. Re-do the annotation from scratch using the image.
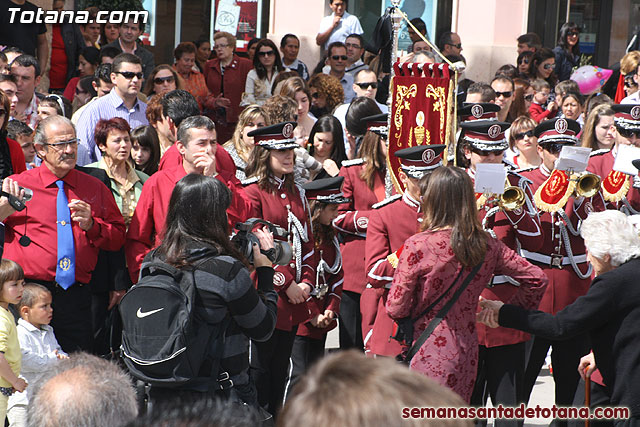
[119,256,228,388]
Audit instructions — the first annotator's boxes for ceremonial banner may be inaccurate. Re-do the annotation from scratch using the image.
[388,61,453,192]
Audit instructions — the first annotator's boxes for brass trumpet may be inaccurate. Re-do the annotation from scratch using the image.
[572,172,601,198]
[499,185,526,211]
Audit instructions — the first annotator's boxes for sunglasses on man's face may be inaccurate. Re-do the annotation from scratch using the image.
[495,91,512,98]
[447,43,462,49]
[116,71,143,80]
[331,55,348,61]
[154,76,175,85]
[355,82,378,90]
[471,147,503,157]
[541,142,564,154]
[624,80,637,89]
[514,130,534,140]
[617,127,640,139]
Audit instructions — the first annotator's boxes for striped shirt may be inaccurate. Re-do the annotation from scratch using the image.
[75,90,148,165]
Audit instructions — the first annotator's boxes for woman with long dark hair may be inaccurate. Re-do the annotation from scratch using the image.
[243,121,318,416]
[527,48,558,88]
[386,166,547,402]
[553,22,581,82]
[308,115,347,180]
[242,39,284,106]
[146,173,277,406]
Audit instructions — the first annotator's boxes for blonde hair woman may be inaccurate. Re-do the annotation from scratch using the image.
[222,105,268,181]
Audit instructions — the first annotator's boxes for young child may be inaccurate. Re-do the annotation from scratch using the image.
[554,79,581,111]
[130,125,161,176]
[529,79,558,123]
[0,52,8,75]
[7,283,67,426]
[286,177,345,397]
[6,121,37,170]
[0,260,26,423]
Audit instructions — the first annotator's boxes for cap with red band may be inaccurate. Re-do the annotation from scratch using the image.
[362,113,388,137]
[394,144,446,179]
[612,104,640,131]
[534,117,580,145]
[457,102,500,123]
[247,121,299,150]
[303,176,350,204]
[460,120,511,151]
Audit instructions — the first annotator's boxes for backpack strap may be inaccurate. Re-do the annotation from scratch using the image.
[403,258,485,364]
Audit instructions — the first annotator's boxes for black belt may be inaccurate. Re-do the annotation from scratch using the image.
[28,279,87,290]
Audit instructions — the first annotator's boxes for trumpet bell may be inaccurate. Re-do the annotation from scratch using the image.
[499,186,526,211]
[575,173,601,198]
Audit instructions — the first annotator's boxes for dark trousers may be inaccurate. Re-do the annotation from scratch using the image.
[568,378,613,427]
[250,327,297,417]
[338,290,363,350]
[44,282,93,353]
[471,343,526,427]
[285,334,327,399]
[524,334,590,427]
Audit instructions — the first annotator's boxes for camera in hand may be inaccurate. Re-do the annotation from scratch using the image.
[232,218,293,266]
[0,180,32,212]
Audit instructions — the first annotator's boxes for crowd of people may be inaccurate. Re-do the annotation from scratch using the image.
[0,0,640,425]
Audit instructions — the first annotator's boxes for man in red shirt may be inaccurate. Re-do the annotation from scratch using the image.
[126,115,252,282]
[1,116,126,352]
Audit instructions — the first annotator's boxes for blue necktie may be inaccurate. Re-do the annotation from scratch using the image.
[55,180,75,289]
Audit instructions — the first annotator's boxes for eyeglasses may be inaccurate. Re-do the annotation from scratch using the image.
[213,44,229,49]
[524,94,534,102]
[331,55,348,61]
[519,59,529,65]
[617,127,640,139]
[44,138,78,151]
[514,130,534,140]
[446,43,462,49]
[345,43,362,49]
[258,50,275,57]
[154,76,175,85]
[624,80,637,89]
[355,82,378,90]
[543,63,555,70]
[495,91,512,98]
[471,147,503,156]
[116,71,143,80]
[568,31,579,37]
[541,142,565,154]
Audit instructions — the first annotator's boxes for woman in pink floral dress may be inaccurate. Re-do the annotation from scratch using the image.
[386,167,547,402]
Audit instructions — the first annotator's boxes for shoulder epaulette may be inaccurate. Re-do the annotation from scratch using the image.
[507,169,533,186]
[502,159,517,170]
[241,176,259,186]
[513,166,537,174]
[589,148,611,157]
[341,158,364,167]
[372,194,402,209]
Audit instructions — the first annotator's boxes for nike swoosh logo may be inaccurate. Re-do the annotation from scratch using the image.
[136,307,164,318]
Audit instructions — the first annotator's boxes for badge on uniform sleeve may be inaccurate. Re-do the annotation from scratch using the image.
[273,272,286,287]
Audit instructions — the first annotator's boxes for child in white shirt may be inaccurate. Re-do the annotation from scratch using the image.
[7,284,67,427]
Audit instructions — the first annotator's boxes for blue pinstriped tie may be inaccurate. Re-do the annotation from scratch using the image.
[55,180,75,289]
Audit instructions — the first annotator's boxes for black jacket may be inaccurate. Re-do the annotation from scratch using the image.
[553,46,579,83]
[500,257,640,418]
[60,23,86,85]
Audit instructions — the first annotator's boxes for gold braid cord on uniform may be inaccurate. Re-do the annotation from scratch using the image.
[534,169,576,213]
[601,170,630,202]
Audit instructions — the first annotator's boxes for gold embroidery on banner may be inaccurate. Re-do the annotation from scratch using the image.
[394,84,418,145]
[414,111,425,145]
[425,84,447,144]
